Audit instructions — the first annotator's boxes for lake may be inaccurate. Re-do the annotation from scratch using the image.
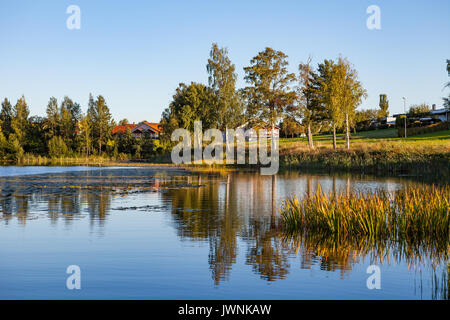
[0,166,447,299]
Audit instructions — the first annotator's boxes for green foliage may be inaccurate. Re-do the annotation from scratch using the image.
[0,98,13,137]
[243,47,297,127]
[0,92,166,162]
[59,96,81,150]
[395,114,407,128]
[78,113,92,155]
[117,127,136,154]
[280,116,303,137]
[160,82,218,148]
[7,134,24,160]
[379,94,389,118]
[329,58,367,148]
[0,131,8,158]
[398,121,449,138]
[118,118,129,125]
[354,109,378,131]
[141,132,157,158]
[207,43,243,129]
[11,95,30,145]
[408,103,431,117]
[88,95,113,155]
[45,96,59,138]
[26,116,47,154]
[295,59,327,148]
[48,136,68,158]
[303,58,367,149]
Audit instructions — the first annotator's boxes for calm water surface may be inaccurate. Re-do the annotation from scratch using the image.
[0,166,448,299]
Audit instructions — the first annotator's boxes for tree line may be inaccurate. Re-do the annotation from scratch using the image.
[3,45,445,161]
[161,43,387,150]
[0,94,159,161]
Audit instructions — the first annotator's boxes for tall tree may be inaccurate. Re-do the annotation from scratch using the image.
[206,43,242,129]
[379,94,389,118]
[89,95,113,155]
[26,116,47,154]
[11,95,30,145]
[243,47,296,133]
[78,113,92,156]
[332,57,366,149]
[296,58,326,148]
[45,97,59,139]
[0,98,13,137]
[315,59,342,149]
[117,127,136,154]
[60,99,73,148]
[87,93,96,150]
[59,96,81,150]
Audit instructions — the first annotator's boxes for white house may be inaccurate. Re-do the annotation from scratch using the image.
[431,108,449,123]
[223,124,279,142]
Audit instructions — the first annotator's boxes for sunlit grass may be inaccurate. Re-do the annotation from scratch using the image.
[280,184,450,242]
[279,128,450,151]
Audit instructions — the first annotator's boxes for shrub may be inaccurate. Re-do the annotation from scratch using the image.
[398,122,449,137]
[48,136,68,158]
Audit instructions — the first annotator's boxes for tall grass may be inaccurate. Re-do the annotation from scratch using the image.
[280,144,450,176]
[280,185,450,242]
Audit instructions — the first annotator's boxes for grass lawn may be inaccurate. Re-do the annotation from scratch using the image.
[279,128,450,151]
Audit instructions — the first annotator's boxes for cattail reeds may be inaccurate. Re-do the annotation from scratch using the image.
[280,184,450,243]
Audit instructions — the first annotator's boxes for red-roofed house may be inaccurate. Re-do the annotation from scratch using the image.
[112,122,162,139]
[112,123,138,135]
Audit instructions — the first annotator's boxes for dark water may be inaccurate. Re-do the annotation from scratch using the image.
[0,167,448,299]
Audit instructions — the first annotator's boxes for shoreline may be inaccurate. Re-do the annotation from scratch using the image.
[2,153,449,175]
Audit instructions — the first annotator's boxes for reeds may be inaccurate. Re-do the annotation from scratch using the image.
[280,184,450,242]
[279,145,450,176]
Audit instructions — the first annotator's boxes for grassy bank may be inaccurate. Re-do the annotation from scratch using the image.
[3,152,173,166]
[280,143,450,175]
[280,184,450,243]
[279,129,450,175]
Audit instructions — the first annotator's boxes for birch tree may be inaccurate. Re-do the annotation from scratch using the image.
[331,58,367,149]
[207,43,242,129]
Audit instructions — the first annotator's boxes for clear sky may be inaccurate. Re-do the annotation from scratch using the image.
[1,0,449,123]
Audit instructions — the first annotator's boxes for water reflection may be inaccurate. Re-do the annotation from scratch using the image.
[0,168,448,298]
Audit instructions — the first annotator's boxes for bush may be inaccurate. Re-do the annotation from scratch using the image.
[7,135,24,160]
[398,121,449,137]
[48,136,68,158]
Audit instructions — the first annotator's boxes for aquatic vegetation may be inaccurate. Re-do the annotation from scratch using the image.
[279,144,450,176]
[280,184,450,243]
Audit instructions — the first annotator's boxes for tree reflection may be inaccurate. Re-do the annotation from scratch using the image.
[245,216,290,281]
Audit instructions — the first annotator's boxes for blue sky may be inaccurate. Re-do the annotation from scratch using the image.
[0,0,449,123]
